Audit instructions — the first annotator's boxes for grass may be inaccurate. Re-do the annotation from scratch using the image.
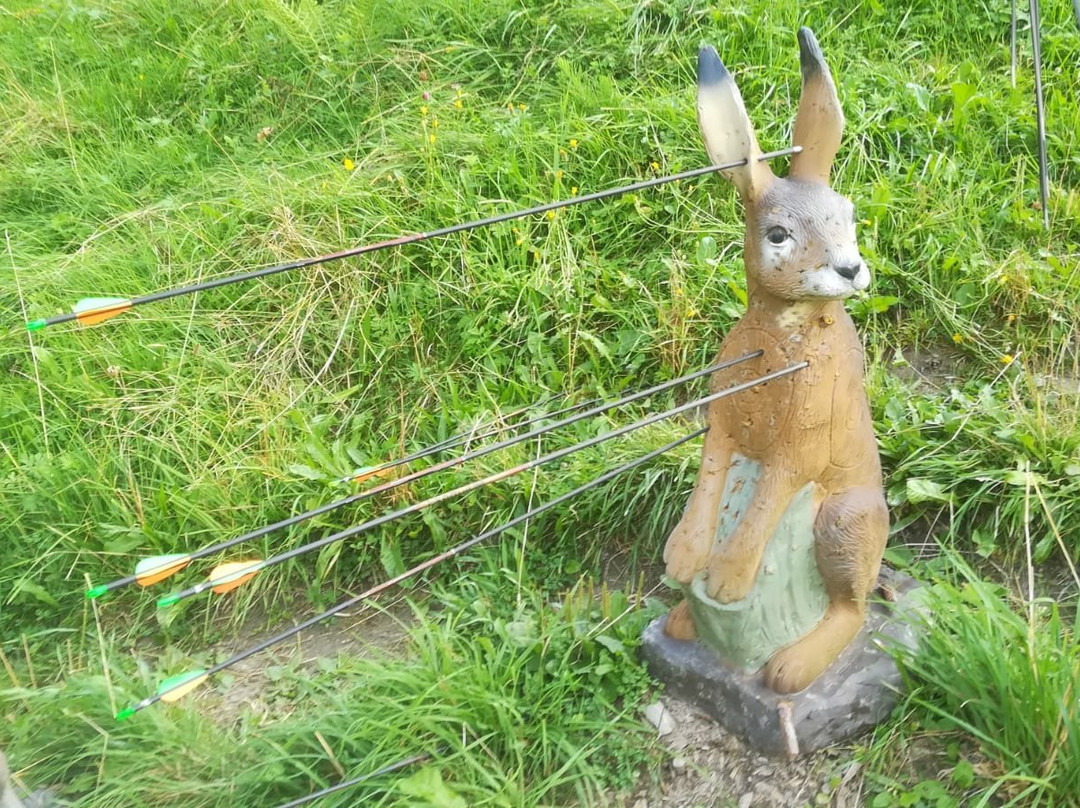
[2,0,1080,804]
[864,559,1080,807]
[4,572,665,806]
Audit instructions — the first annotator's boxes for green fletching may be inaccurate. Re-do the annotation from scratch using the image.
[157,669,208,696]
[115,706,136,722]
[157,592,181,608]
[26,319,47,332]
[85,584,108,600]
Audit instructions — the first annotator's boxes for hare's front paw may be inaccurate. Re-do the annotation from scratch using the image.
[705,551,759,603]
[663,520,711,584]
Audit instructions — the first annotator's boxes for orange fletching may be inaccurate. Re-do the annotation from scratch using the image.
[352,465,395,484]
[73,297,132,326]
[209,560,262,594]
[135,554,192,587]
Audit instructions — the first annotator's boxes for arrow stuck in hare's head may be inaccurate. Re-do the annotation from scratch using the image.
[696,28,868,304]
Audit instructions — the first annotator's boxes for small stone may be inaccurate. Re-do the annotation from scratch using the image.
[738,794,754,808]
[644,701,676,736]
[670,756,688,775]
[631,799,648,808]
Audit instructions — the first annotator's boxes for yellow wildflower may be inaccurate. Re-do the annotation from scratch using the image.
[1007,313,1017,323]
[432,117,439,128]
[343,157,355,171]
[546,210,555,221]
[952,333,963,344]
[420,105,428,115]
[650,161,660,171]
[516,238,523,245]
[454,98,463,109]
[518,103,527,111]
[1001,354,1014,364]
[571,187,578,195]
[686,308,697,318]
[555,170,563,179]
[429,133,436,144]
[560,148,567,158]
[570,139,579,149]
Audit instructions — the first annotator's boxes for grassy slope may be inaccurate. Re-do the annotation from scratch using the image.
[2,0,1079,804]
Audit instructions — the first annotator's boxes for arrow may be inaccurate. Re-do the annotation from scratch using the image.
[118,420,714,717]
[337,392,597,485]
[157,362,805,609]
[274,751,436,808]
[86,394,565,598]
[86,352,760,599]
[26,147,800,331]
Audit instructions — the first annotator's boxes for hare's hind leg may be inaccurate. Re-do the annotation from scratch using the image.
[663,598,698,640]
[762,485,888,694]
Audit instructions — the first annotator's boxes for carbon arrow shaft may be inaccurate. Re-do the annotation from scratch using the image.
[274,751,435,808]
[159,362,804,608]
[29,146,800,330]
[90,351,759,598]
[126,421,715,715]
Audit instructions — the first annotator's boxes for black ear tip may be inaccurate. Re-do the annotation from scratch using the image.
[697,45,730,87]
[796,27,824,74]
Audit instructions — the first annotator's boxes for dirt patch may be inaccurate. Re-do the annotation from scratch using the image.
[632,697,864,808]
[887,344,967,392]
[198,594,417,724]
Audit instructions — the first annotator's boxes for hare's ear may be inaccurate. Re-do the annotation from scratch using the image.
[789,27,844,183]
[697,45,774,202]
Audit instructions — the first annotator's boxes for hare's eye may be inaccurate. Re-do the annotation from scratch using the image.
[765,226,789,245]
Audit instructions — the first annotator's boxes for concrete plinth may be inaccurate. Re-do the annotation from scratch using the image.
[641,571,923,756]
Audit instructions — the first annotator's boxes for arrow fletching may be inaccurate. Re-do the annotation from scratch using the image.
[349,465,395,484]
[207,560,263,594]
[158,669,209,702]
[135,554,192,587]
[73,296,132,326]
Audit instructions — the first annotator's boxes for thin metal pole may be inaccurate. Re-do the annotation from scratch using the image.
[1010,0,1018,88]
[31,147,800,330]
[161,363,803,608]
[1030,0,1050,229]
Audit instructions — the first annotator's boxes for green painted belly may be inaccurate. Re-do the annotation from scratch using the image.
[683,453,829,671]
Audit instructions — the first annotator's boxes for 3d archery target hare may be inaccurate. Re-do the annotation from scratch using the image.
[662,27,889,695]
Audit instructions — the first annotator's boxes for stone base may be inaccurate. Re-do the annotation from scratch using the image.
[641,570,923,756]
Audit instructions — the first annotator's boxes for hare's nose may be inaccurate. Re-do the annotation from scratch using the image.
[834,263,860,281]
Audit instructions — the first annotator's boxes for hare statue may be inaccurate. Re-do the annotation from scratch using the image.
[662,28,889,695]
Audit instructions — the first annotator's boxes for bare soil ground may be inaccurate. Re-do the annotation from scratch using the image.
[633,697,865,808]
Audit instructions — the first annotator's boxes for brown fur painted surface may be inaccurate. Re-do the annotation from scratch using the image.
[662,28,888,694]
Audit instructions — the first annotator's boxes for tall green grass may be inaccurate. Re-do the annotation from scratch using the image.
[3,0,1080,803]
[4,572,665,806]
[870,560,1080,806]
